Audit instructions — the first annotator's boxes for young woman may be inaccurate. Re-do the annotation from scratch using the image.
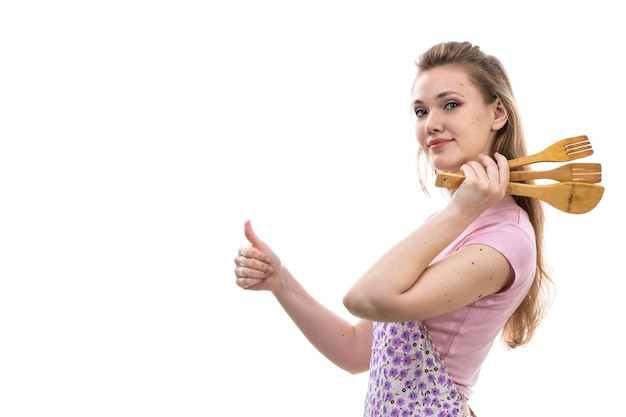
[233,41,552,417]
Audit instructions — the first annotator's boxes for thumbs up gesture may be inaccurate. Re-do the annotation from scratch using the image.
[234,221,282,291]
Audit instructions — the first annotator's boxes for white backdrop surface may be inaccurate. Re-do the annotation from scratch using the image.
[0,1,623,416]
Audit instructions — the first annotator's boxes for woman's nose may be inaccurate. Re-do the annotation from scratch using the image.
[424,111,443,133]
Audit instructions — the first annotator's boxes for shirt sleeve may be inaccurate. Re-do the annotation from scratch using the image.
[461,220,537,291]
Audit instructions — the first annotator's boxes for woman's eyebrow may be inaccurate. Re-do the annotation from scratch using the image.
[412,91,465,105]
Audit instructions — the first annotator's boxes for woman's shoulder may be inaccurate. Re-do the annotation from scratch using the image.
[467,203,535,249]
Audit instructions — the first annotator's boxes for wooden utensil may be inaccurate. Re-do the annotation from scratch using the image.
[510,162,602,183]
[434,172,604,214]
[507,135,592,168]
[506,181,604,214]
[436,163,602,188]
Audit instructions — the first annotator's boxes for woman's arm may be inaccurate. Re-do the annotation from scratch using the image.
[343,153,513,322]
[271,269,373,374]
[235,221,372,374]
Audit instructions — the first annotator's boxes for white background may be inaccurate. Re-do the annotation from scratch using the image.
[1,1,623,416]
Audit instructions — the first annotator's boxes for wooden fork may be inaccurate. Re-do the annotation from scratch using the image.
[507,135,592,168]
[510,162,602,183]
[436,163,602,188]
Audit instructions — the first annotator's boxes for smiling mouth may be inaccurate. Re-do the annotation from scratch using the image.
[428,138,453,149]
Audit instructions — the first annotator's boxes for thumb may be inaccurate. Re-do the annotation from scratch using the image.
[244,220,269,250]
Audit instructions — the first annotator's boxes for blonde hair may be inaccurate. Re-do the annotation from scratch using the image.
[415,41,553,348]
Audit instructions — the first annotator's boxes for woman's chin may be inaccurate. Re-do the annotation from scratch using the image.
[429,156,462,173]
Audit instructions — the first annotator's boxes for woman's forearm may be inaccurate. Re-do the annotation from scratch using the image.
[343,154,512,320]
[343,205,475,318]
[273,267,372,374]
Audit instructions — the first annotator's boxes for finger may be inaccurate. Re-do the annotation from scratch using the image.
[236,276,265,290]
[237,244,270,263]
[476,154,498,181]
[463,160,488,181]
[235,263,271,280]
[459,162,475,178]
[244,220,269,251]
[234,255,273,275]
[493,152,510,184]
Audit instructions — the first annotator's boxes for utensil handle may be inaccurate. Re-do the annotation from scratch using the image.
[435,171,533,188]
[444,154,540,180]
[434,172,466,188]
[436,172,546,197]
[504,182,545,198]
[509,170,540,181]
[507,155,539,169]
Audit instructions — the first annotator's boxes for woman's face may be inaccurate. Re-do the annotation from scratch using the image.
[411,65,507,173]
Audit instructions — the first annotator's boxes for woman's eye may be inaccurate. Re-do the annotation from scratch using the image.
[414,108,427,117]
[444,102,459,110]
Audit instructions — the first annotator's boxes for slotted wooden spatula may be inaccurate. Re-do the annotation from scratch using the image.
[506,181,604,214]
[435,172,604,214]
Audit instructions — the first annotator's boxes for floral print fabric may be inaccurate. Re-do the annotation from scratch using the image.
[363,321,465,417]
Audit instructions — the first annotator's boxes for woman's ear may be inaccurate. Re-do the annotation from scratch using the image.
[491,98,508,131]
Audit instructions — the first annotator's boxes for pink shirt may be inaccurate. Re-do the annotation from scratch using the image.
[423,203,536,398]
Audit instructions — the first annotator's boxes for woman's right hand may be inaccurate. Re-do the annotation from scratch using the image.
[234,220,282,291]
[450,152,510,215]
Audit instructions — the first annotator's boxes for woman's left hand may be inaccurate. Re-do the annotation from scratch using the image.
[450,152,510,214]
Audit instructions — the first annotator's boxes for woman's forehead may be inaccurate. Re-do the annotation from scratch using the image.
[412,66,475,99]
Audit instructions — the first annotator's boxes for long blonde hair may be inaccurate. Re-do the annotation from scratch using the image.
[415,41,553,348]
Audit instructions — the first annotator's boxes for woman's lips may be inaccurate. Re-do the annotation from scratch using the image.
[428,138,453,150]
